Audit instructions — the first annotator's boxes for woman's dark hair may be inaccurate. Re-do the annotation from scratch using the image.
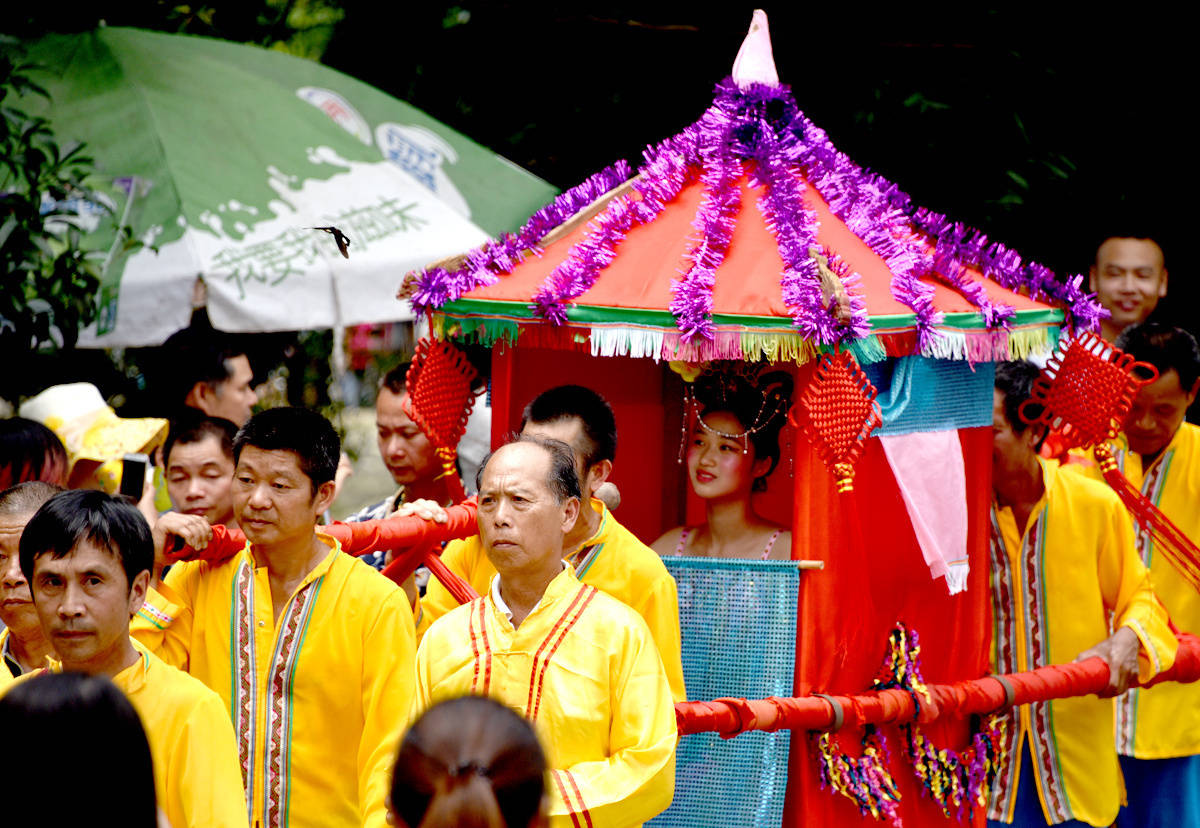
[0,672,157,827]
[392,696,546,828]
[693,366,794,492]
[0,417,69,490]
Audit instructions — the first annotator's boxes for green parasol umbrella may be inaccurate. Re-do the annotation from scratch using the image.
[20,26,557,346]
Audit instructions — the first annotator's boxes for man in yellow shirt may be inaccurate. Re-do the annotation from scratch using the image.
[416,436,677,827]
[420,385,686,702]
[986,361,1175,828]
[1,482,59,684]
[1085,323,1200,826]
[16,488,248,828]
[131,407,416,828]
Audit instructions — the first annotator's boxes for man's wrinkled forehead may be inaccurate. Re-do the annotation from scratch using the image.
[481,443,552,493]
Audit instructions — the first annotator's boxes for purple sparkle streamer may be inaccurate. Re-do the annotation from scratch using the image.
[669,112,743,343]
[409,159,634,316]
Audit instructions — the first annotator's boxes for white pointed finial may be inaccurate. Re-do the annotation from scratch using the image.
[732,9,779,89]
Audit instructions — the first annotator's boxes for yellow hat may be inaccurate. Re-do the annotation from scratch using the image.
[18,383,168,494]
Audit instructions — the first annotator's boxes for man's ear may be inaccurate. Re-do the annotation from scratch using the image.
[561,497,581,534]
[312,480,337,517]
[1159,268,1169,298]
[1088,264,1098,292]
[185,381,217,415]
[585,459,612,495]
[127,569,150,617]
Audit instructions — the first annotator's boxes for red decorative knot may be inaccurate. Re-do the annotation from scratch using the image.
[791,350,882,493]
[403,339,480,480]
[1020,330,1157,451]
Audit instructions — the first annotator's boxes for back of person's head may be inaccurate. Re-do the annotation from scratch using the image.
[392,697,546,828]
[1116,323,1200,393]
[693,367,794,491]
[994,360,1044,433]
[0,417,69,490]
[164,414,238,465]
[233,407,340,488]
[0,671,158,827]
[0,480,62,517]
[18,489,153,588]
[520,385,617,468]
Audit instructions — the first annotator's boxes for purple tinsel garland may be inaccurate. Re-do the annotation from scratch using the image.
[670,129,742,343]
[413,73,1099,344]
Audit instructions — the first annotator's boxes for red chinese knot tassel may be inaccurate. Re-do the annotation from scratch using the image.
[403,338,480,500]
[792,349,882,493]
[1020,330,1156,450]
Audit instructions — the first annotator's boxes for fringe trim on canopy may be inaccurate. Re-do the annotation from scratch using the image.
[433,313,1060,367]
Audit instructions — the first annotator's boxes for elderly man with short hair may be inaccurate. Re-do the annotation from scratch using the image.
[0,481,60,685]
[414,435,677,828]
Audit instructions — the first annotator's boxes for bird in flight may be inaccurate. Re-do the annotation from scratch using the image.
[309,226,351,258]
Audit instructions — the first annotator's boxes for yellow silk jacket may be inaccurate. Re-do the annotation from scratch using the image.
[131,536,416,828]
[116,640,250,828]
[986,458,1175,827]
[419,499,687,702]
[1075,423,1200,759]
[416,565,677,828]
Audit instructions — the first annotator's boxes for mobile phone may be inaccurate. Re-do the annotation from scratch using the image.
[119,453,150,499]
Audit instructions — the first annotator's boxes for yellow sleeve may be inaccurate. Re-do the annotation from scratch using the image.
[1099,497,1177,681]
[130,564,199,671]
[358,587,418,828]
[547,615,677,828]
[165,690,250,828]
[416,538,475,645]
[636,573,687,703]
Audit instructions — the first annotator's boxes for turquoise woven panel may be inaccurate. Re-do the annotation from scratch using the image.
[862,356,995,436]
[649,558,799,828]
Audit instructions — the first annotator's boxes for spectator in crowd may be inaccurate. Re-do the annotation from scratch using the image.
[391,696,547,828]
[415,436,676,827]
[986,361,1175,828]
[1075,323,1200,827]
[162,325,259,426]
[0,672,160,827]
[1090,235,1168,343]
[163,414,238,527]
[0,482,60,682]
[345,363,464,577]
[132,407,416,828]
[0,417,68,490]
[17,382,168,498]
[18,489,247,828]
[420,385,686,702]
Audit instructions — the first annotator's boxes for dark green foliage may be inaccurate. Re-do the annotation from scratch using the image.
[0,39,103,354]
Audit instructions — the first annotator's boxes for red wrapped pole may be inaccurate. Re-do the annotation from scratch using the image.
[675,632,1200,736]
[165,501,481,602]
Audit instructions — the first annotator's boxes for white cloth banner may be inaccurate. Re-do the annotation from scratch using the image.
[879,429,970,595]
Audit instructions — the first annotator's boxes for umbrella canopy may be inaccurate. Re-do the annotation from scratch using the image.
[404,17,1099,366]
[22,27,556,346]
